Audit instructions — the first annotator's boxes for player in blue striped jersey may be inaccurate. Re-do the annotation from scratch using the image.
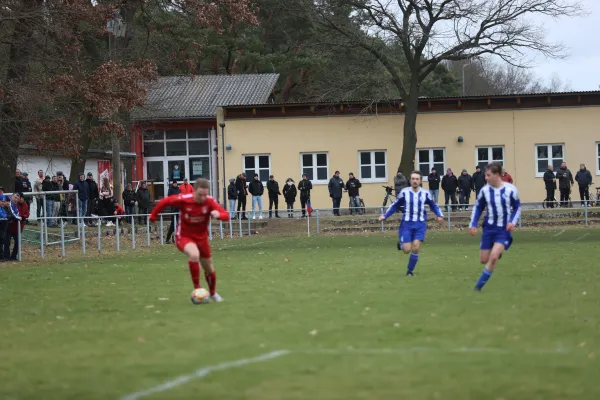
[469,162,522,291]
[379,171,444,275]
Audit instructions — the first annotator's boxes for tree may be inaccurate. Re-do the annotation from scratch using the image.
[312,0,582,174]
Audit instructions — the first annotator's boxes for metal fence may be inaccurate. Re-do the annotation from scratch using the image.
[2,197,599,262]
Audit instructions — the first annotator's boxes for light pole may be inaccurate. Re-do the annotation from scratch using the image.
[219,122,226,209]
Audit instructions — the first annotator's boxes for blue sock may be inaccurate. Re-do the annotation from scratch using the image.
[475,268,493,290]
[407,252,419,274]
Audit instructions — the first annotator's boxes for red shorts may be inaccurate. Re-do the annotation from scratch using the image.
[176,236,212,259]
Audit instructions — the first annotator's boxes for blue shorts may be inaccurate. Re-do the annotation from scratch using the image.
[480,225,513,251]
[399,221,427,244]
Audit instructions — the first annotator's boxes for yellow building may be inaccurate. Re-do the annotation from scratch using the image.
[218,92,600,209]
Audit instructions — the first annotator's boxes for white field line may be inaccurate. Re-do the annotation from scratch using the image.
[553,229,566,237]
[120,346,571,399]
[569,233,590,243]
[120,350,290,400]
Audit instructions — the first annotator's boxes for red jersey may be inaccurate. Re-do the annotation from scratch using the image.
[150,194,229,240]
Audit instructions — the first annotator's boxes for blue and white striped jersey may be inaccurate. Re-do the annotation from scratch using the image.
[469,183,521,228]
[384,187,443,221]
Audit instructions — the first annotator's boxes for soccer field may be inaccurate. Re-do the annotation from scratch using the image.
[1,228,599,399]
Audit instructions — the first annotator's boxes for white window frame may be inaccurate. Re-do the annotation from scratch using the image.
[596,142,600,176]
[242,154,271,184]
[416,148,446,182]
[300,152,329,184]
[358,150,388,183]
[534,144,565,178]
[475,146,505,168]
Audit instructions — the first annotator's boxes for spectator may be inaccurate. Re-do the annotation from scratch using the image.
[8,192,29,261]
[14,169,24,193]
[99,177,115,226]
[235,173,248,220]
[41,176,55,227]
[501,168,514,184]
[1,191,20,261]
[248,173,264,220]
[56,172,70,225]
[136,181,151,224]
[179,178,194,195]
[394,169,408,198]
[575,163,593,206]
[86,173,99,218]
[458,169,474,211]
[427,168,440,204]
[33,170,45,222]
[227,178,237,219]
[112,199,125,221]
[328,170,345,216]
[166,180,180,243]
[472,165,486,198]
[543,165,557,208]
[267,175,281,219]
[556,162,574,207]
[21,171,32,201]
[298,174,312,217]
[441,168,458,212]
[72,172,89,226]
[283,178,297,218]
[51,176,62,226]
[122,183,137,224]
[346,172,362,215]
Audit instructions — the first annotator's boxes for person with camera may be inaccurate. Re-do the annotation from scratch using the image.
[556,162,574,207]
[427,168,440,204]
[346,173,362,215]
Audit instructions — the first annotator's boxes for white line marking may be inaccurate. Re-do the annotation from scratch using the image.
[120,350,289,400]
[553,229,566,237]
[300,347,570,356]
[569,233,590,243]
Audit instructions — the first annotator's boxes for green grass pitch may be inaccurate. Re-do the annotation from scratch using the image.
[1,228,599,399]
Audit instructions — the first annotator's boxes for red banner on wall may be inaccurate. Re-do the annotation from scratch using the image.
[98,160,113,185]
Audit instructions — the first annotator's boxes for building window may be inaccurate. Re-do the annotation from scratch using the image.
[535,144,564,177]
[417,148,445,181]
[476,146,504,169]
[359,150,387,181]
[301,152,328,183]
[244,155,271,183]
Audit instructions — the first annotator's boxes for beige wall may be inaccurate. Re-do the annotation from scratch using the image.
[220,106,600,209]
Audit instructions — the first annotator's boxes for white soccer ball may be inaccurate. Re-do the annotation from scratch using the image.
[190,288,210,305]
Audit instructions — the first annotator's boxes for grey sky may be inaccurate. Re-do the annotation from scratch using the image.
[528,0,599,91]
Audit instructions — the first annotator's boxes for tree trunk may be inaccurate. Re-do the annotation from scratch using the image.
[399,94,419,175]
[0,133,20,191]
[68,124,95,184]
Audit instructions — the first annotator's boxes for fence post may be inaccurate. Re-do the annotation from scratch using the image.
[97,217,101,252]
[131,216,136,249]
[585,200,589,226]
[81,222,86,255]
[17,219,22,262]
[43,195,49,246]
[229,218,233,239]
[248,216,251,236]
[239,214,243,237]
[209,220,213,240]
[146,215,151,247]
[447,206,451,232]
[39,220,44,259]
[307,211,310,237]
[160,215,164,245]
[60,220,65,258]
[219,220,224,240]
[116,217,120,252]
[75,199,81,240]
[380,207,385,232]
[316,210,320,234]
[174,214,178,240]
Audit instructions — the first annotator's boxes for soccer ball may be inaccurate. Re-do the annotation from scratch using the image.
[190,288,210,305]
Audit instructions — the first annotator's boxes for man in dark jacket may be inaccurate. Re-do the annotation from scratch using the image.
[556,162,574,207]
[328,171,345,216]
[543,165,557,208]
[122,183,137,224]
[235,173,248,220]
[248,173,264,219]
[575,163,593,206]
[441,168,458,212]
[346,173,362,215]
[227,178,237,219]
[394,170,409,198]
[86,173,99,217]
[472,166,486,198]
[136,181,151,224]
[72,172,89,224]
[457,169,474,211]
[427,168,440,204]
[266,175,281,218]
[298,174,312,217]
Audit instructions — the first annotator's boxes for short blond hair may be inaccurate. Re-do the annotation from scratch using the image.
[194,178,210,190]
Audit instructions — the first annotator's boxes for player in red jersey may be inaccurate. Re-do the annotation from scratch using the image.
[149,178,230,302]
